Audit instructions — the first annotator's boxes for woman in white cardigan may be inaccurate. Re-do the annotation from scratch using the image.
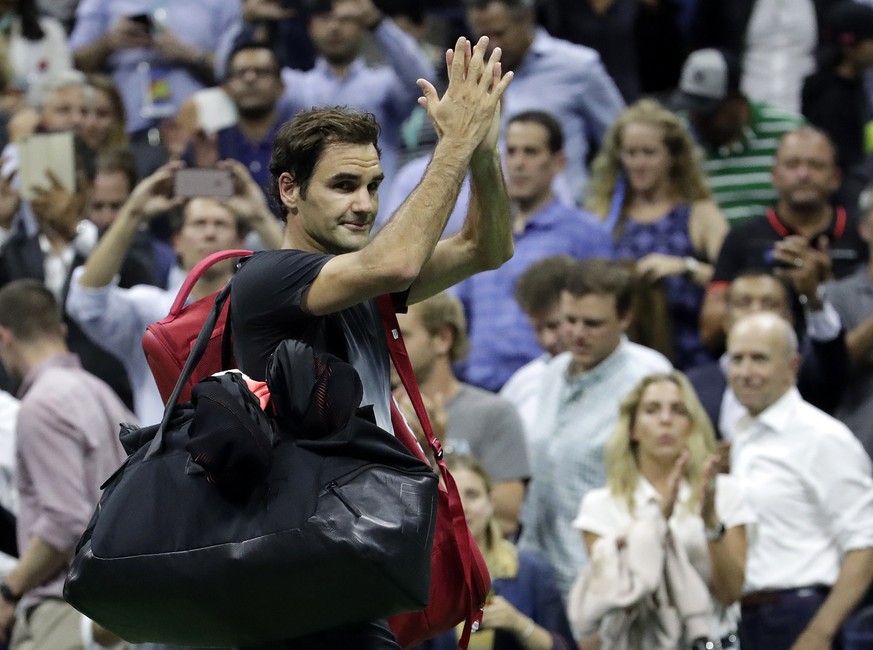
[572,371,752,650]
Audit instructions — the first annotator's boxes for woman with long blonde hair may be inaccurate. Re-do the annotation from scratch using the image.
[572,371,751,649]
[586,100,728,369]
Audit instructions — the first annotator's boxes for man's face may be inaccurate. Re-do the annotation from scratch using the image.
[465,2,533,73]
[173,198,244,272]
[224,48,284,118]
[771,131,840,212]
[282,142,383,255]
[726,275,792,329]
[727,319,798,416]
[395,306,441,383]
[690,96,747,148]
[88,170,130,229]
[308,2,366,66]
[560,291,630,373]
[504,120,563,208]
[526,302,565,357]
[41,85,88,133]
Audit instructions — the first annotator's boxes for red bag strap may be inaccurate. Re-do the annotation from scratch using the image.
[376,295,484,649]
[168,249,253,315]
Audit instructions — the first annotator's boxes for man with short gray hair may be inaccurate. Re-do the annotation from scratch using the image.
[727,311,873,649]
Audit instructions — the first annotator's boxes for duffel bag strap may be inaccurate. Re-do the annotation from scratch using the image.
[375,295,484,649]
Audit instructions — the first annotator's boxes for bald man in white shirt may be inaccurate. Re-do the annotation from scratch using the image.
[727,312,873,650]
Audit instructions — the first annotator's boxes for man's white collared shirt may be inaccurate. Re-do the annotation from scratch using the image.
[730,388,873,593]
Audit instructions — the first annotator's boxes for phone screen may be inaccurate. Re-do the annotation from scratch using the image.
[174,169,234,199]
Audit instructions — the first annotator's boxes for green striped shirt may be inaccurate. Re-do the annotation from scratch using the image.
[703,102,805,227]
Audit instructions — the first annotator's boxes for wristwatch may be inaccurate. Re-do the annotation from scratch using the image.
[683,256,700,279]
[705,522,727,542]
[0,581,21,603]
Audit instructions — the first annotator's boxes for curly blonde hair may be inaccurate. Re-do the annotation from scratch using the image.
[585,99,711,223]
[604,371,716,515]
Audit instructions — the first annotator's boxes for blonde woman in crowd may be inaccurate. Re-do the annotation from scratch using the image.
[586,100,728,369]
[82,73,128,153]
[572,371,751,649]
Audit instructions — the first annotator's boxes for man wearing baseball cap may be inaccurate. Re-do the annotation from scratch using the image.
[673,48,805,229]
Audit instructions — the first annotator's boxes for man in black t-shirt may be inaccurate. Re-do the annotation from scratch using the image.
[231,36,514,649]
[699,126,867,352]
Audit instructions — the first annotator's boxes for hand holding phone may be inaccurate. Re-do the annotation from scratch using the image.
[174,168,235,199]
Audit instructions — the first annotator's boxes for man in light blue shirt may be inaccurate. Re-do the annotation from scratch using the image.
[519,260,671,598]
[70,0,241,135]
[278,0,434,200]
[455,111,612,392]
[465,0,625,204]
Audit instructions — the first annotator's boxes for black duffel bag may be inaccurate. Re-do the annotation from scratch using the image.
[64,280,438,647]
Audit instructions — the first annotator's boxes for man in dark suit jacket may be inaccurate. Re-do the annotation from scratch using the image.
[688,270,848,438]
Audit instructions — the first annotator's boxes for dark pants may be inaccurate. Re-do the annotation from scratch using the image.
[242,619,401,650]
[740,587,842,650]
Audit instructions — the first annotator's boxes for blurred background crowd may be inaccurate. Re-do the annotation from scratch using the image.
[3,0,873,648]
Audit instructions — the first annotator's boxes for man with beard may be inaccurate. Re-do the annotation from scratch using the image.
[700,127,867,349]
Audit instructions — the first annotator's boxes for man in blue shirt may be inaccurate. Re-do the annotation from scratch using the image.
[455,111,612,392]
[278,0,434,200]
[464,0,625,204]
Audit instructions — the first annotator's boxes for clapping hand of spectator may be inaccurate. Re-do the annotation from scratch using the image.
[661,449,689,520]
[636,253,686,282]
[772,235,832,304]
[699,453,721,528]
[243,0,295,22]
[221,159,283,249]
[123,160,184,224]
[30,170,88,243]
[0,163,19,231]
[480,595,531,636]
[105,16,152,52]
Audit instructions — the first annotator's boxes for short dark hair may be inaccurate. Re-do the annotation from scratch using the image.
[564,258,634,316]
[0,280,63,342]
[507,111,564,153]
[224,41,280,80]
[269,107,381,222]
[95,148,138,191]
[514,255,574,314]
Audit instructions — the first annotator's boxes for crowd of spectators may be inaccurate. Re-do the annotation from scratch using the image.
[3,0,873,648]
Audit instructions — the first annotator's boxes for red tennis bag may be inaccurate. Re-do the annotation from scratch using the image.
[376,296,491,649]
[141,251,490,647]
[142,249,252,403]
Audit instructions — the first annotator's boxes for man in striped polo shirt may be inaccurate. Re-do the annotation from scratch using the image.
[673,48,805,228]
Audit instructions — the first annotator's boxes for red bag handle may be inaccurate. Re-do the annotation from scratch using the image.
[168,249,253,315]
[376,295,485,649]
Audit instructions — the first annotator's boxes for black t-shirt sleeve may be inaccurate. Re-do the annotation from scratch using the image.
[231,249,333,379]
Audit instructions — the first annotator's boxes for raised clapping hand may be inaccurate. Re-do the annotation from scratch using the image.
[416,36,513,155]
[699,453,721,528]
[661,449,689,520]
